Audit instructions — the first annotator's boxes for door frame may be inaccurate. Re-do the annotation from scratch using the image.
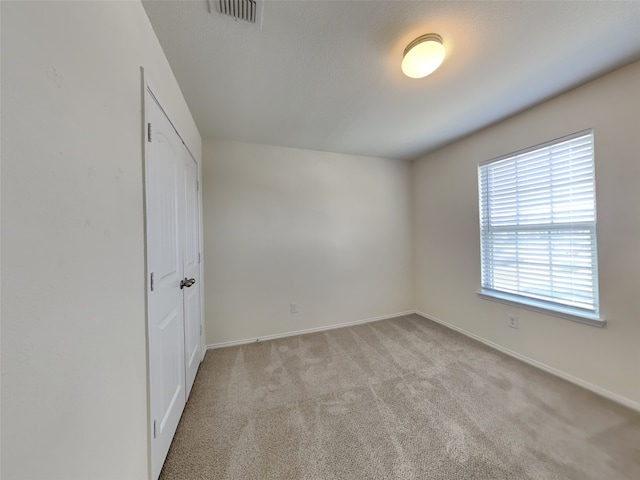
[141,70,205,480]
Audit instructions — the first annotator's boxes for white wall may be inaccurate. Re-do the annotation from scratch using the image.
[203,141,413,345]
[1,2,200,479]
[3,5,637,480]
[413,61,640,407]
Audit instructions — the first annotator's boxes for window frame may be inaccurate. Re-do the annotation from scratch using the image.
[476,130,604,327]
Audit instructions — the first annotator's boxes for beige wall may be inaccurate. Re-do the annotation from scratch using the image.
[203,140,413,345]
[1,2,200,479]
[413,61,640,406]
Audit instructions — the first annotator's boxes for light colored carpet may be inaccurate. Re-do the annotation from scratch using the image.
[159,314,640,480]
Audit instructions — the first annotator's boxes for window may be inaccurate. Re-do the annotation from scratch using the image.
[478,130,601,323]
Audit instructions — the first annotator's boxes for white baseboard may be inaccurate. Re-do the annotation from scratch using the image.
[205,310,416,350]
[413,310,640,413]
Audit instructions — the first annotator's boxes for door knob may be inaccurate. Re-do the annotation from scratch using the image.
[180,278,196,289]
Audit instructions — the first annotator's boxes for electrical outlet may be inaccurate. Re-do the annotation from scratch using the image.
[290,303,297,313]
[509,314,519,329]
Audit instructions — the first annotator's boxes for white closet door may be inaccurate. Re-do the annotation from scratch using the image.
[181,146,202,397]
[146,92,186,480]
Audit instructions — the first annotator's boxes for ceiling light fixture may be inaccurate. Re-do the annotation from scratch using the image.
[401,33,445,79]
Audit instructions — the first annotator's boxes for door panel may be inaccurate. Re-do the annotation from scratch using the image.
[182,147,202,396]
[146,92,186,480]
[158,307,183,429]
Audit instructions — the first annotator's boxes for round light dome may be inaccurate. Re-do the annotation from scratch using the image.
[401,33,445,79]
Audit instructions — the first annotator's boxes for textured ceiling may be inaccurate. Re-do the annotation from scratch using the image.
[142,0,640,160]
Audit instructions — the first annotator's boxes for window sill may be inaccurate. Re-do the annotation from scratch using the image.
[477,289,605,328]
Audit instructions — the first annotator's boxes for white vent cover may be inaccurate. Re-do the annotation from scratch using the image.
[208,0,263,25]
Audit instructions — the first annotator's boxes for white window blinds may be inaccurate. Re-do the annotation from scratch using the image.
[478,130,599,317]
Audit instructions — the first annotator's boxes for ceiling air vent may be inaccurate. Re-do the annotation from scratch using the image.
[208,0,263,26]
